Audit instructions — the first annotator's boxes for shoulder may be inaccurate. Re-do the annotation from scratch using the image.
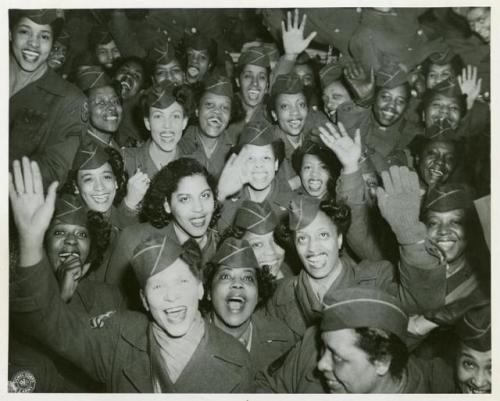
[351,258,395,283]
[252,309,296,343]
[206,323,252,368]
[272,276,298,307]
[43,69,85,100]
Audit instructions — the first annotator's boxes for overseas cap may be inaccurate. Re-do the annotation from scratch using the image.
[148,36,177,65]
[375,61,409,89]
[76,65,111,92]
[424,183,474,212]
[456,303,491,352]
[425,118,456,140]
[238,47,270,69]
[431,78,463,98]
[238,119,274,146]
[321,287,409,341]
[143,80,177,110]
[52,193,88,227]
[234,200,278,235]
[72,140,110,171]
[212,238,260,269]
[288,195,321,231]
[271,73,304,97]
[16,9,62,26]
[185,33,216,54]
[319,62,344,90]
[204,74,233,98]
[89,25,113,46]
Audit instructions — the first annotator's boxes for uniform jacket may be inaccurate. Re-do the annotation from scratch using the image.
[10,257,254,393]
[10,68,86,188]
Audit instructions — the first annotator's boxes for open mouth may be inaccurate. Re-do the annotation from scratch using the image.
[307,179,323,192]
[189,216,207,228]
[226,295,246,312]
[381,109,396,120]
[91,194,111,204]
[287,119,303,130]
[435,238,456,251]
[207,117,222,127]
[247,89,261,101]
[306,252,327,269]
[261,260,281,276]
[165,306,187,322]
[104,113,118,121]
[187,66,200,78]
[22,49,40,62]
[58,251,80,262]
[464,385,490,394]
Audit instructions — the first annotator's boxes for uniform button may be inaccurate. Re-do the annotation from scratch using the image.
[417,29,423,36]
[191,27,197,34]
[172,19,176,24]
[408,47,413,51]
[334,28,340,33]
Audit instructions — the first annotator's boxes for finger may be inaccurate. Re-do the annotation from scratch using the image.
[337,122,348,137]
[8,173,17,201]
[472,65,477,82]
[399,166,411,192]
[294,9,300,29]
[389,165,403,194]
[31,161,44,195]
[304,31,317,47]
[325,122,340,136]
[299,12,307,31]
[380,170,394,195]
[12,160,25,195]
[281,20,286,35]
[477,77,482,92]
[408,169,420,192]
[353,129,361,147]
[287,10,292,30]
[375,186,387,207]
[46,181,59,210]
[23,157,34,194]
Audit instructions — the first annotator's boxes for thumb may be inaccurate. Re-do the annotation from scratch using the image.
[354,129,361,147]
[304,31,317,47]
[375,186,387,208]
[46,181,59,207]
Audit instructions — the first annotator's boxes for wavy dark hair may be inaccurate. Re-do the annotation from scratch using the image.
[60,147,128,208]
[86,210,112,273]
[180,238,205,282]
[140,157,220,228]
[275,198,351,249]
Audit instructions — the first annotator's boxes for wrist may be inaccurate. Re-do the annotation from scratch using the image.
[342,163,359,175]
[283,53,298,62]
[18,240,44,267]
[124,194,140,210]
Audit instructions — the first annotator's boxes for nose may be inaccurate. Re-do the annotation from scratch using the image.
[163,286,180,302]
[436,222,450,236]
[230,278,244,289]
[317,350,333,373]
[64,232,78,244]
[308,237,321,253]
[28,33,40,48]
[191,197,203,213]
[472,369,488,388]
[94,177,105,191]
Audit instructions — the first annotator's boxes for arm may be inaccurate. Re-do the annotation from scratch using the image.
[109,10,147,58]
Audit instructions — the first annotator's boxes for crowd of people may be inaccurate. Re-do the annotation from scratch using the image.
[8,7,491,394]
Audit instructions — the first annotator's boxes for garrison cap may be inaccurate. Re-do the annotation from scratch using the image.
[260,42,280,64]
[295,51,311,65]
[76,65,111,92]
[143,80,177,110]
[185,33,217,54]
[238,47,270,69]
[431,78,463,99]
[456,303,491,352]
[319,62,344,89]
[424,183,474,212]
[148,36,177,65]
[212,238,260,269]
[238,119,275,147]
[425,118,456,141]
[321,287,409,341]
[72,140,109,171]
[204,74,233,98]
[375,62,409,89]
[271,73,304,97]
[89,25,113,46]
[428,46,456,65]
[52,194,88,227]
[55,28,71,47]
[16,9,62,26]
[234,200,279,235]
[288,195,321,231]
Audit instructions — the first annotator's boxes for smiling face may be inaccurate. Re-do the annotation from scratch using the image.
[114,60,145,99]
[423,93,462,130]
[322,81,352,120]
[164,174,215,239]
[293,64,315,87]
[243,144,279,191]
[272,93,308,137]
[418,141,457,187]
[373,85,409,127]
[47,40,67,70]
[197,93,231,138]
[88,86,123,134]
[424,209,467,263]
[210,266,259,329]
[76,162,117,213]
[153,59,184,86]
[45,223,90,271]
[238,64,268,108]
[456,343,491,394]
[426,63,454,89]
[300,153,331,199]
[243,231,285,278]
[95,40,121,70]
[11,17,53,73]
[318,329,380,393]
[466,7,490,43]
[141,258,203,338]
[145,102,188,153]
[294,210,342,280]
[186,48,211,83]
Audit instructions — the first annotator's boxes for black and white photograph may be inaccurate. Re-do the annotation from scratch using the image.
[5,2,494,396]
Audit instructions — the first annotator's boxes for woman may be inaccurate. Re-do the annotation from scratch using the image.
[106,157,219,308]
[9,9,86,187]
[121,79,193,179]
[319,62,352,123]
[148,35,185,87]
[203,237,295,371]
[9,160,253,392]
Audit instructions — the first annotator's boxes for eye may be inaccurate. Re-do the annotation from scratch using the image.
[251,241,263,249]
[296,234,308,244]
[178,195,190,203]
[54,230,65,236]
[172,113,182,120]
[218,272,231,280]
[201,191,212,200]
[332,353,344,364]
[280,103,289,111]
[76,231,88,239]
[152,113,162,119]
[103,174,115,181]
[396,98,407,107]
[82,176,94,184]
[319,231,330,239]
[427,219,439,227]
[41,33,51,41]
[462,360,476,370]
[302,165,311,171]
[298,101,307,109]
[242,274,255,282]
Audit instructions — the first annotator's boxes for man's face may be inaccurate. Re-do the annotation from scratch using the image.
[153,60,184,86]
[373,85,409,127]
[426,63,454,89]
[95,40,121,70]
[114,60,145,99]
[322,81,352,121]
[47,40,67,70]
[418,140,457,187]
[88,86,123,134]
[423,93,462,130]
[238,64,268,108]
[318,329,381,393]
[456,343,491,394]
[186,48,211,83]
[466,8,490,43]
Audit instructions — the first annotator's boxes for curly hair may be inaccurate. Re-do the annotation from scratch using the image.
[275,198,351,248]
[86,210,112,273]
[60,147,128,208]
[140,157,220,228]
[419,86,467,121]
[355,327,409,380]
[180,238,205,282]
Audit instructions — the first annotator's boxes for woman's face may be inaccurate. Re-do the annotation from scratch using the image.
[142,258,203,338]
[373,85,409,127]
[418,141,457,187]
[210,265,258,329]
[300,153,331,199]
[424,209,467,263]
[243,231,285,278]
[426,63,454,89]
[47,40,67,70]
[77,162,117,213]
[243,144,278,191]
[45,223,90,271]
[95,40,121,70]
[197,93,231,138]
[272,93,308,137]
[164,174,215,239]
[456,343,491,394]
[88,86,123,134]
[146,102,188,153]
[238,64,268,108]
[423,94,462,130]
[294,210,342,280]
[322,81,352,120]
[114,60,145,100]
[153,59,184,86]
[186,48,211,83]
[11,17,53,73]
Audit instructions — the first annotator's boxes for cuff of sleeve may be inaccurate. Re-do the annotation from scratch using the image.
[394,221,427,245]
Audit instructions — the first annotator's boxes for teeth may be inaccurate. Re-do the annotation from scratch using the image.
[306,253,326,268]
[227,297,245,312]
[288,119,302,128]
[307,179,322,191]
[105,116,117,121]
[120,81,131,90]
[429,168,443,177]
[165,306,187,322]
[190,217,206,227]
[187,67,199,77]
[91,194,109,203]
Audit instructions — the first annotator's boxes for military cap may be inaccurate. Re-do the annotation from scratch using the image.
[288,195,321,231]
[237,47,270,69]
[143,80,178,110]
[15,9,62,26]
[319,62,344,90]
[72,140,109,171]
[295,51,311,65]
[212,238,260,269]
[234,200,279,235]
[55,28,71,47]
[260,42,280,65]
[431,78,463,99]
[456,303,491,352]
[185,33,216,54]
[89,25,113,46]
[428,46,456,66]
[203,74,233,98]
[76,65,111,92]
[51,194,88,227]
[424,183,474,212]
[321,287,409,341]
[425,118,456,141]
[271,73,304,97]
[131,234,186,288]
[375,61,409,88]
[238,119,275,147]
[148,36,177,65]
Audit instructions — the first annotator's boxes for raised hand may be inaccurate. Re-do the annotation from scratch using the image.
[376,166,421,231]
[217,147,251,201]
[344,60,375,101]
[9,157,58,266]
[55,254,91,302]
[281,9,317,59]
[458,65,482,110]
[318,122,361,174]
[124,168,151,210]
